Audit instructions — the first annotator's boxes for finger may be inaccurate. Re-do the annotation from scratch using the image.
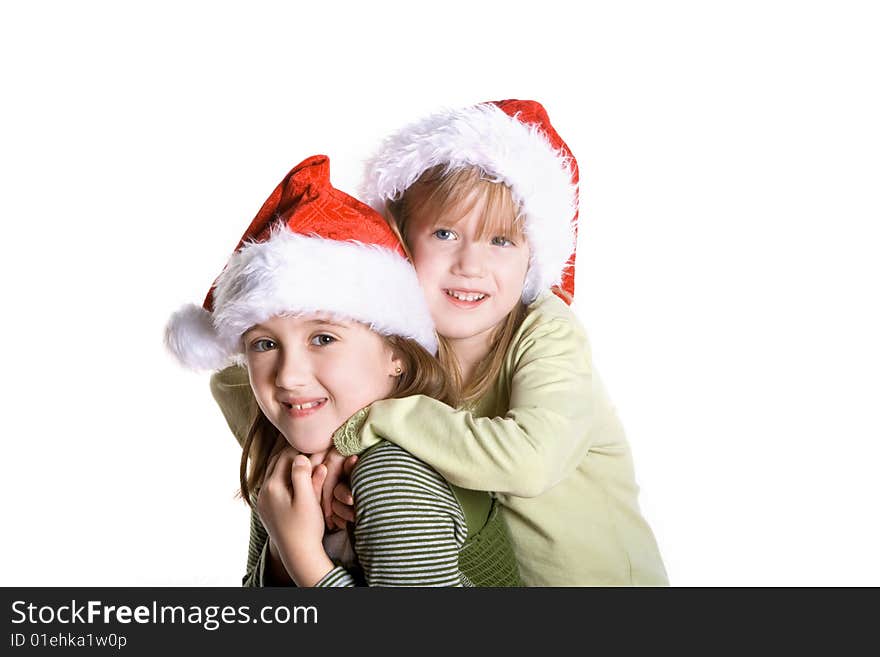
[333,482,354,506]
[267,448,296,486]
[308,448,329,468]
[311,464,328,502]
[262,453,287,490]
[332,498,356,523]
[258,451,295,509]
[330,512,350,530]
[342,454,358,477]
[324,449,347,469]
[320,450,346,518]
[289,454,313,496]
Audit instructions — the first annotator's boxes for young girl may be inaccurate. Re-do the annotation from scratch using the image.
[166,154,520,587]
[214,101,668,586]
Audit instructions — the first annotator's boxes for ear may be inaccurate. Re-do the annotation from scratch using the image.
[387,349,405,378]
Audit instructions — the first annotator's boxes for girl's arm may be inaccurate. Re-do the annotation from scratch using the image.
[210,365,255,447]
[315,441,470,587]
[210,302,602,500]
[335,311,601,498]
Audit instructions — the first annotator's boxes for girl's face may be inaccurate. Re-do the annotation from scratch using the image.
[244,315,401,454]
[407,193,530,347]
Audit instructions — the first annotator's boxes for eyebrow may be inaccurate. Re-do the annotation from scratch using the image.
[303,319,350,330]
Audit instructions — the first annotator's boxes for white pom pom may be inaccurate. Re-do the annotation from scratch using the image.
[164,304,232,371]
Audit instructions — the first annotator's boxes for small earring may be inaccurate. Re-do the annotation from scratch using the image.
[395,366,402,375]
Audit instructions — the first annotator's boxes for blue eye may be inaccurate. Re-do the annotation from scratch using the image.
[491,236,514,247]
[310,334,336,347]
[432,229,456,241]
[250,338,276,352]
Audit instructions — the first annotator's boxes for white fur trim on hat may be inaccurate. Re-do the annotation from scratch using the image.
[361,103,577,303]
[164,303,231,371]
[165,226,438,371]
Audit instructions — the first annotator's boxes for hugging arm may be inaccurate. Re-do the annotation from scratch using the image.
[210,366,255,447]
[335,316,595,497]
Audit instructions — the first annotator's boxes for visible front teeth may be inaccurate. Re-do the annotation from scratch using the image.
[446,290,486,302]
[291,400,324,410]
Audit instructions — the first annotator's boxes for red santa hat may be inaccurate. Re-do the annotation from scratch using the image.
[360,99,579,304]
[165,154,438,371]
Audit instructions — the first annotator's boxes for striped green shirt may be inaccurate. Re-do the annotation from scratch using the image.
[244,441,475,587]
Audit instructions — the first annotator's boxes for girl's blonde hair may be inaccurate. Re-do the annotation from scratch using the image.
[387,165,529,407]
[239,333,453,506]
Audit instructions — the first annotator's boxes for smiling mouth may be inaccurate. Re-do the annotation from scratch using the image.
[444,289,488,302]
[281,398,328,416]
[284,400,324,410]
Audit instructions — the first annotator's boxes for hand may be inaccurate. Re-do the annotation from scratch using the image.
[255,447,296,548]
[320,450,358,529]
[256,447,334,586]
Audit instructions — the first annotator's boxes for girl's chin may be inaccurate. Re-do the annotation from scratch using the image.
[281,433,334,455]
[436,322,500,342]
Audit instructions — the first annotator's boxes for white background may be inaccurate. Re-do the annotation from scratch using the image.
[1,1,878,586]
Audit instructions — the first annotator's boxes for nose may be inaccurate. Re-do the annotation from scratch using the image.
[451,240,485,278]
[274,345,312,390]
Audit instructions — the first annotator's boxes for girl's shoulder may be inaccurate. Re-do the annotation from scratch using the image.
[349,441,468,540]
[512,292,591,356]
[523,290,586,326]
[351,441,461,506]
